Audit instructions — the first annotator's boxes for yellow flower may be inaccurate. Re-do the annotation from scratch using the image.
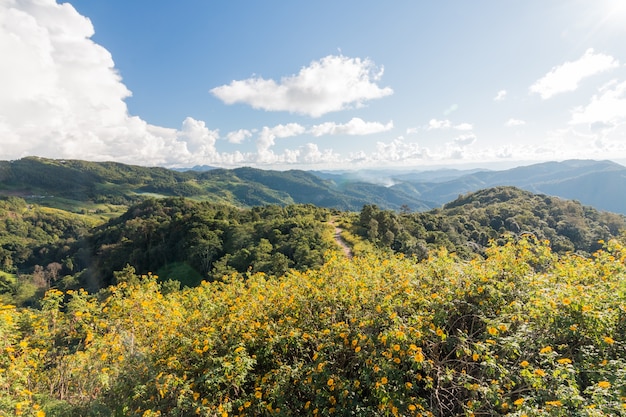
[534,369,546,377]
[355,346,361,353]
[562,298,571,305]
[513,398,524,406]
[539,346,552,354]
[472,353,480,361]
[604,336,615,345]
[487,327,498,336]
[598,381,611,389]
[392,344,401,351]
[557,358,572,364]
[327,378,334,387]
[545,400,562,407]
[380,377,388,384]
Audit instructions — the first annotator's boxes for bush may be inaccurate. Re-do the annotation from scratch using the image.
[1,239,626,416]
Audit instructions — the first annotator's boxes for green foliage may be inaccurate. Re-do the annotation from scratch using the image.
[356,187,626,259]
[1,157,432,211]
[2,239,626,416]
[79,199,336,288]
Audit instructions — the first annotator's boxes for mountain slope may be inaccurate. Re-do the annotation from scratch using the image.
[379,160,626,213]
[0,157,433,211]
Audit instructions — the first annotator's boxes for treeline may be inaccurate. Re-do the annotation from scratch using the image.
[355,186,626,258]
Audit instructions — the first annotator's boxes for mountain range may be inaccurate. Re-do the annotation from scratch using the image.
[1,157,625,214]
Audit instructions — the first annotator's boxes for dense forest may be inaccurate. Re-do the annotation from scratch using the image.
[2,162,626,415]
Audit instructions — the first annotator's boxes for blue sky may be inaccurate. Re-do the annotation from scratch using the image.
[2,1,626,169]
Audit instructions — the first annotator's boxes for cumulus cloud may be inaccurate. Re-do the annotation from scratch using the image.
[309,118,393,136]
[372,138,429,162]
[256,123,306,161]
[210,55,393,117]
[570,80,626,125]
[505,118,526,127]
[530,48,619,99]
[427,119,452,130]
[177,117,219,154]
[0,0,235,167]
[494,90,507,101]
[226,129,253,144]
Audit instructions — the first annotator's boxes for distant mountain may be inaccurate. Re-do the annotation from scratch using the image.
[0,157,434,211]
[314,160,626,214]
[402,159,626,214]
[3,157,625,215]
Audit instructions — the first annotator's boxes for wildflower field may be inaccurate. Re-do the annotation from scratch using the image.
[2,239,626,416]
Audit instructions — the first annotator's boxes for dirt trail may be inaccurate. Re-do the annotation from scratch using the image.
[330,220,353,259]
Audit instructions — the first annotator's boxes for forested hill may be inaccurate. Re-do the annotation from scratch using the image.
[2,185,625,302]
[353,186,626,258]
[0,157,434,211]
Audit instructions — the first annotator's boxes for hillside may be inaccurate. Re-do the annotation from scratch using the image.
[3,157,626,215]
[2,185,624,304]
[0,157,434,211]
[353,186,626,258]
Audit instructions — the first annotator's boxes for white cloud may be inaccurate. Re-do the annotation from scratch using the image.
[505,118,526,127]
[372,138,429,162]
[309,118,393,136]
[210,55,393,117]
[177,117,219,154]
[494,90,507,101]
[0,0,227,167]
[530,48,619,99]
[570,80,626,125]
[256,123,306,159]
[298,143,341,164]
[226,129,253,144]
[427,119,472,131]
[427,119,452,130]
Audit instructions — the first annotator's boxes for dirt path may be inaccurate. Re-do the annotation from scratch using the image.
[331,220,353,259]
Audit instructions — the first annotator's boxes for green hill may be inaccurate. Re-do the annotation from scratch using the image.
[0,157,434,211]
[354,186,626,258]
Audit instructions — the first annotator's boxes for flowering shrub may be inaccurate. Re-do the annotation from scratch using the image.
[1,238,626,416]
